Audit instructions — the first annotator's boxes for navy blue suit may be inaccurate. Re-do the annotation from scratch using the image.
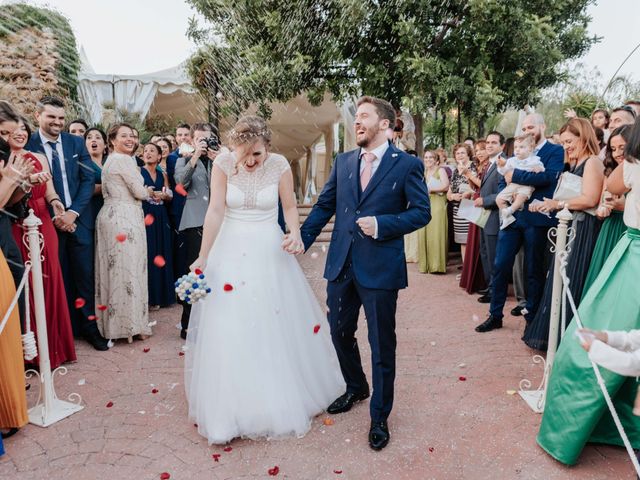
[301,144,430,422]
[26,132,99,337]
[489,141,564,321]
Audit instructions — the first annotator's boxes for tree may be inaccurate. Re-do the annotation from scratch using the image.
[186,0,598,150]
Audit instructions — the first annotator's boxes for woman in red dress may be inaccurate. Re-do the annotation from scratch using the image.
[9,118,76,369]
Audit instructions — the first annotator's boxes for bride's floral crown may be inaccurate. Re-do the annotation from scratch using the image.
[227,128,270,142]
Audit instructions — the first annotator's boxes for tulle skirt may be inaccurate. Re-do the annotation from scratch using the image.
[184,218,345,444]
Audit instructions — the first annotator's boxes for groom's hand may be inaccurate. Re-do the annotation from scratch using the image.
[356,216,376,237]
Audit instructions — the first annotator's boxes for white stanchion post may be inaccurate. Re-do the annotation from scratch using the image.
[519,207,573,413]
[23,209,83,427]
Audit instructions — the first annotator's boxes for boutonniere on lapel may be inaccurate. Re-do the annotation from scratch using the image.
[391,153,398,158]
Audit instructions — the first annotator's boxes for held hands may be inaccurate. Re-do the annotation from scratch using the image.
[356,216,376,237]
[53,210,77,233]
[281,233,304,255]
[578,328,608,352]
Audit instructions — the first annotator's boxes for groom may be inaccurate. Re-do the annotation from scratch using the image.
[297,96,430,450]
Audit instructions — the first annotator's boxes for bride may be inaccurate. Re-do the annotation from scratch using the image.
[185,116,345,444]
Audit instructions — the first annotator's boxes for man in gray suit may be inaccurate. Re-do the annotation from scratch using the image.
[174,122,220,338]
[474,131,504,303]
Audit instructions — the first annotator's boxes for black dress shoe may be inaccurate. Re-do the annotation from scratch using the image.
[85,332,109,351]
[180,329,187,340]
[327,391,370,414]
[475,315,503,333]
[511,305,524,316]
[477,294,491,303]
[369,420,390,450]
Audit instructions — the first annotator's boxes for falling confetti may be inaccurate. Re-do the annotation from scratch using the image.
[115,233,127,243]
[159,473,170,480]
[88,315,96,321]
[97,304,107,311]
[268,466,280,476]
[313,324,321,334]
[74,297,85,309]
[144,214,155,226]
[175,184,187,196]
[194,268,203,275]
[223,283,234,292]
[106,401,114,408]
[153,255,166,268]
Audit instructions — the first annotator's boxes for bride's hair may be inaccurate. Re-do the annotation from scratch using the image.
[227,116,272,146]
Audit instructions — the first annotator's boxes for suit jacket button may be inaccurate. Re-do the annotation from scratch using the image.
[356,210,360,214]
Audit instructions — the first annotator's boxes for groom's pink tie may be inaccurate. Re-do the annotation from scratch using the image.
[360,152,376,190]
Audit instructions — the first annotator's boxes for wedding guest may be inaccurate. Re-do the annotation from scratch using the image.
[0,107,30,439]
[174,123,219,339]
[165,134,177,151]
[26,96,109,350]
[536,117,640,466]
[460,140,488,293]
[476,114,564,333]
[84,127,107,226]
[155,137,172,173]
[10,118,76,369]
[435,148,451,178]
[447,143,477,268]
[95,123,153,343]
[625,100,640,117]
[140,143,175,309]
[418,150,449,273]
[67,118,88,137]
[523,118,604,350]
[582,124,632,297]
[132,127,143,167]
[609,105,636,130]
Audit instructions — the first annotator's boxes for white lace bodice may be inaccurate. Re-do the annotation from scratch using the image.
[214,152,290,223]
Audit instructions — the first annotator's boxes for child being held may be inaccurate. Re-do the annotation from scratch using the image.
[496,133,545,229]
[579,328,640,415]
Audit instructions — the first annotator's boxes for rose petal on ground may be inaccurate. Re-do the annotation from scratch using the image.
[153,255,166,268]
[175,184,187,196]
[151,388,158,394]
[506,390,517,395]
[143,347,150,353]
[178,351,185,357]
[74,297,85,309]
[223,283,234,292]
[458,363,466,368]
[115,233,127,243]
[77,378,85,385]
[212,454,221,462]
[430,341,436,346]
[97,304,107,311]
[144,214,155,226]
[313,324,321,334]
[334,470,343,474]
[223,446,232,452]
[458,376,467,381]
[323,418,334,426]
[428,447,435,453]
[106,401,114,408]
[268,466,280,476]
[160,473,170,480]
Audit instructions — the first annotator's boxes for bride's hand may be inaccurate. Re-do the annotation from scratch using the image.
[281,233,304,255]
[190,255,207,273]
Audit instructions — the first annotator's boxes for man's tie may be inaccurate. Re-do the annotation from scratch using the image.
[360,152,376,191]
[47,141,67,206]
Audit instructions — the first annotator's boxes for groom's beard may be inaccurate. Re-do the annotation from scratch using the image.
[356,126,378,148]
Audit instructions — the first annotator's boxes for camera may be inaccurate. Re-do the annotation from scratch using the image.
[205,135,220,152]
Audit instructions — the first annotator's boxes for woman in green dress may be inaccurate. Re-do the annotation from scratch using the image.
[582,125,632,298]
[418,150,449,273]
[537,120,640,465]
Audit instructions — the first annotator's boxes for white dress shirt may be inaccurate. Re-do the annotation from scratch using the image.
[39,129,73,209]
[358,140,390,239]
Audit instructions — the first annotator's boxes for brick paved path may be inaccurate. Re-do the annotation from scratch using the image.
[0,251,634,479]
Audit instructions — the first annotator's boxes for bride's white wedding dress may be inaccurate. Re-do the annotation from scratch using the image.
[184,152,345,444]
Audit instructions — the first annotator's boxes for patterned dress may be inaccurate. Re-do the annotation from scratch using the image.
[450,162,478,245]
[95,153,150,340]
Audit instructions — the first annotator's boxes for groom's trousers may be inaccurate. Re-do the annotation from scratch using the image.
[327,255,398,422]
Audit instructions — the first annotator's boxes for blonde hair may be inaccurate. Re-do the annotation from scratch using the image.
[514,133,535,147]
[227,116,272,146]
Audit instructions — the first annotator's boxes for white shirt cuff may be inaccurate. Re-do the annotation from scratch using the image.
[372,217,378,239]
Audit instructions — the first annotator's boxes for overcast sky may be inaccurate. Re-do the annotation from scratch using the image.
[6,0,640,83]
